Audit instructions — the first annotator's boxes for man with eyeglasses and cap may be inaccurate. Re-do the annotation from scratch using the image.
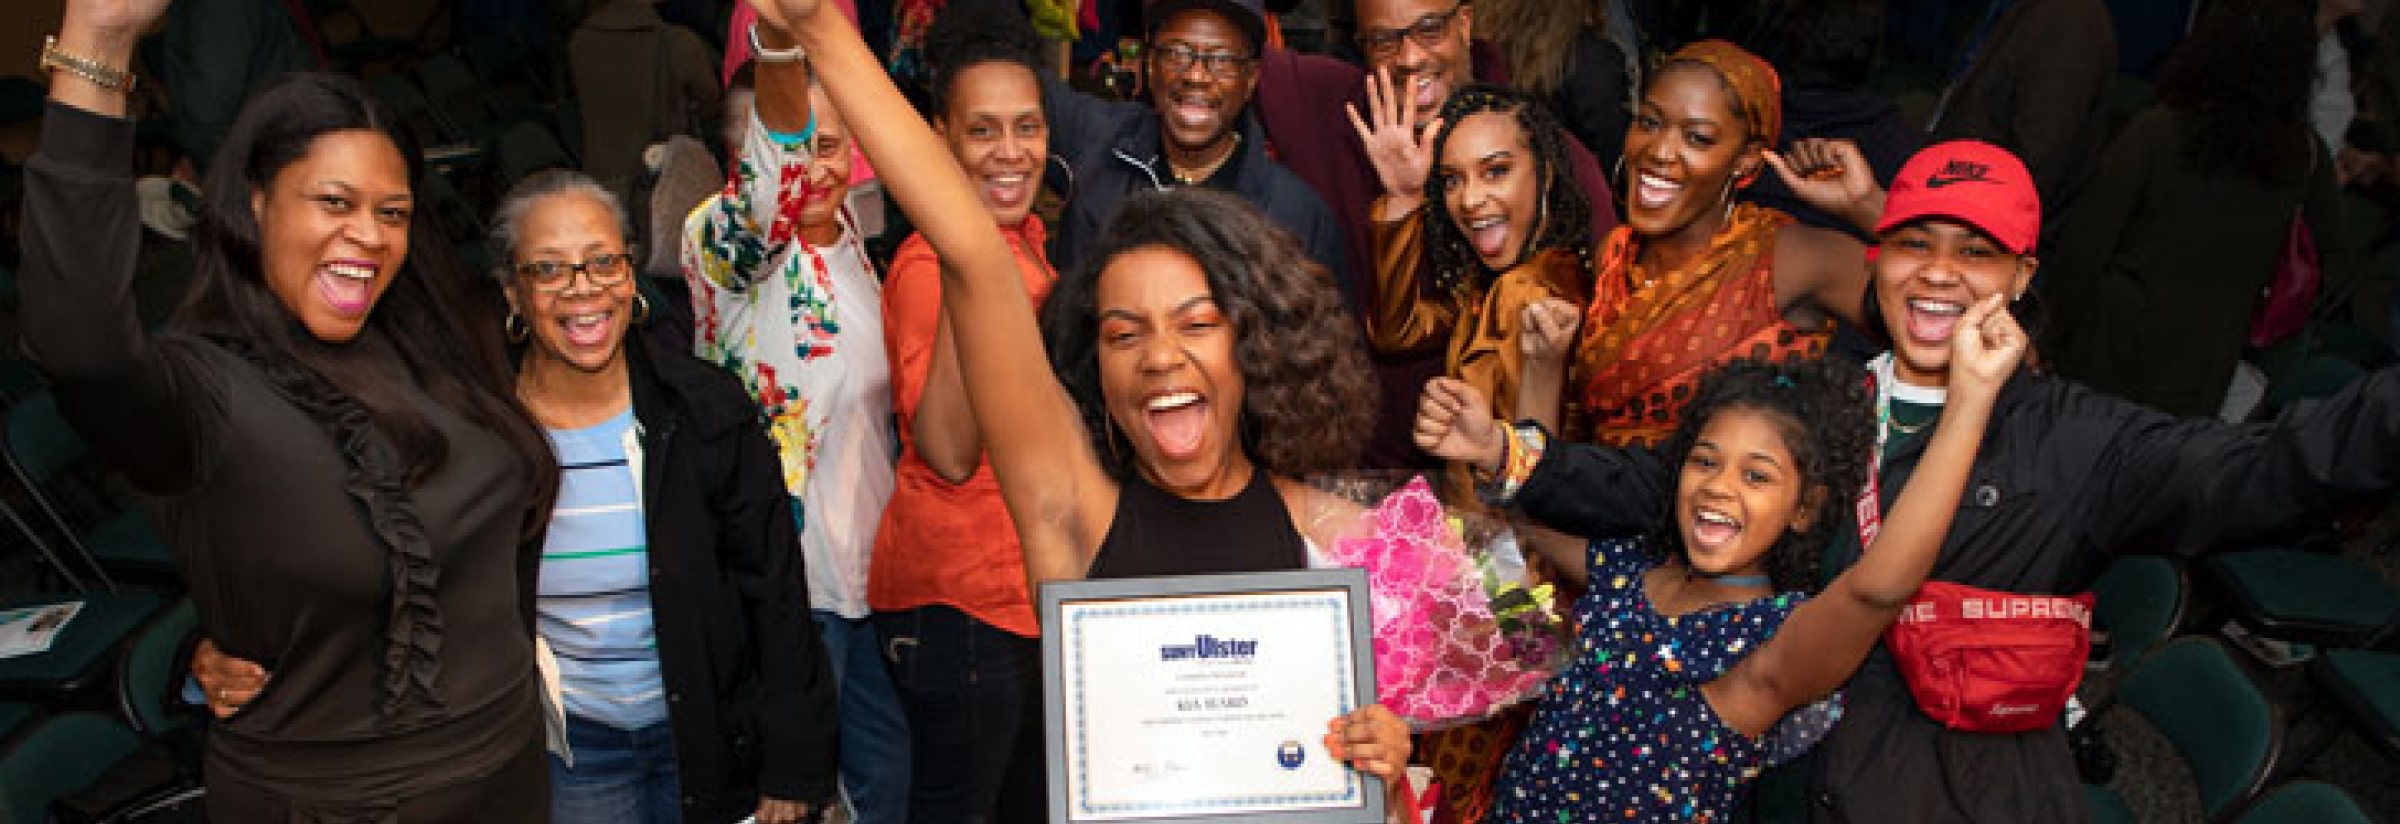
[1042,0,1350,293]
[1247,0,1619,472]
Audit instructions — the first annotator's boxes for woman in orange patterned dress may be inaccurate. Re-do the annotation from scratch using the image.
[1527,40,1889,452]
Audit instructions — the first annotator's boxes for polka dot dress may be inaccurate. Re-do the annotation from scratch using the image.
[1488,536,1821,824]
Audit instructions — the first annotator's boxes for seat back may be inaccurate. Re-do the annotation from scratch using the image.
[2093,556,2186,671]
[2232,781,2376,824]
[5,392,88,487]
[116,599,198,736]
[2117,637,2281,818]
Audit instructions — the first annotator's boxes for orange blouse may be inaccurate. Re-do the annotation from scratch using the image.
[866,219,1056,636]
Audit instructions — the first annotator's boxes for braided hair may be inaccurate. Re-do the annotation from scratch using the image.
[1421,84,1592,295]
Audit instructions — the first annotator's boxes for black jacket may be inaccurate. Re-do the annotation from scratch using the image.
[1042,80,1353,303]
[1508,365,2400,823]
[623,327,838,822]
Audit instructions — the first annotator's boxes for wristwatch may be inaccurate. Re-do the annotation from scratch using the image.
[40,35,137,93]
[748,22,807,64]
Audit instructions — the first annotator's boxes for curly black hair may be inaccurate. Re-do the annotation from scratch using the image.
[1652,357,1876,593]
[1422,84,1594,295]
[2157,0,2318,182]
[923,0,1048,117]
[1037,188,1378,479]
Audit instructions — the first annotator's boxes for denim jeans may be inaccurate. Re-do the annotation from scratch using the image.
[551,714,681,824]
[876,605,1047,824]
[817,610,911,824]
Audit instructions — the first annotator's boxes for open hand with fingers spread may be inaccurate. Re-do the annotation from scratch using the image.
[1347,66,1443,215]
[1518,298,1581,365]
[1414,377,1505,472]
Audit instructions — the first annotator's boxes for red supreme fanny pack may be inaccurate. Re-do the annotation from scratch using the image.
[1884,581,2095,732]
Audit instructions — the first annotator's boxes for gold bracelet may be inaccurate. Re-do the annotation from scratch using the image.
[41,35,137,94]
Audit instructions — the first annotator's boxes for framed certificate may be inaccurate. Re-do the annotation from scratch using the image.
[1041,569,1385,824]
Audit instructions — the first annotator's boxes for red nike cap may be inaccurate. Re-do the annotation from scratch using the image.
[1877,140,2041,254]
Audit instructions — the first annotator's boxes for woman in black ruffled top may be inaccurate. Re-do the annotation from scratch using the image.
[22,0,558,818]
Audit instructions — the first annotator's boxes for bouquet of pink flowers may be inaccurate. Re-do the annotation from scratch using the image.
[1312,475,1572,731]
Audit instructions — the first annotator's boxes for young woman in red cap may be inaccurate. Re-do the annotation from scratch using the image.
[1426,139,2400,823]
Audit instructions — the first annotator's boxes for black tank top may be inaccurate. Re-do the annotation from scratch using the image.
[1085,469,1310,579]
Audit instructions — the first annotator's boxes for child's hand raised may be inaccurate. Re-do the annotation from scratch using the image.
[1518,298,1581,365]
[1947,294,2026,404]
[1416,378,1506,472]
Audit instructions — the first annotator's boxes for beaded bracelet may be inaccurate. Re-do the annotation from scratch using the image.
[41,36,136,94]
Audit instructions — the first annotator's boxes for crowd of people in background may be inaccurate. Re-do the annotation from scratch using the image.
[14,0,2400,822]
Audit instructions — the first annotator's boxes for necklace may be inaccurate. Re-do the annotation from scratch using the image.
[1887,414,1930,436]
[1169,133,1239,185]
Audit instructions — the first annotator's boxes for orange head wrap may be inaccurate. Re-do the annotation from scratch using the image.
[1663,39,1783,154]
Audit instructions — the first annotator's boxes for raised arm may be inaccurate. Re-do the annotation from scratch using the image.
[1766,138,1881,330]
[1361,202,1452,353]
[682,25,814,292]
[22,0,214,496]
[782,0,1115,584]
[1705,296,2023,737]
[882,243,982,483]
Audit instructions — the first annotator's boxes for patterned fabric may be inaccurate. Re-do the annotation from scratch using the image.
[1666,40,1783,147]
[1489,536,1807,824]
[537,409,666,731]
[684,109,895,619]
[1569,203,1829,447]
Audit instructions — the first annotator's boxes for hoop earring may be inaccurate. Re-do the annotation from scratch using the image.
[1720,176,1737,224]
[1611,154,1624,185]
[504,309,528,342]
[633,292,653,325]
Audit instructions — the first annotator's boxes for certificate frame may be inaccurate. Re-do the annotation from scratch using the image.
[1040,569,1386,824]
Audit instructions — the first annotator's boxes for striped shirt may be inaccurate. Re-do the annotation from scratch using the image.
[537,408,666,730]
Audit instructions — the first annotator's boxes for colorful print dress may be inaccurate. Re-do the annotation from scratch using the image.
[1488,536,1838,823]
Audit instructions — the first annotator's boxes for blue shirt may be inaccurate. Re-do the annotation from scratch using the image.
[537,408,667,730]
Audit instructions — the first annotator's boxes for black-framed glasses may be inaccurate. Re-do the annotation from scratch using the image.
[1150,42,1255,79]
[513,252,635,293]
[1355,2,1466,59]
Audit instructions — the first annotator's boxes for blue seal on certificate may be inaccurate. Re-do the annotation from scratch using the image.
[1277,741,1305,771]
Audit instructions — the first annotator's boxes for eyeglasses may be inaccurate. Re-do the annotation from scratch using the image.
[1355,2,1466,60]
[513,253,635,293]
[1151,42,1255,79]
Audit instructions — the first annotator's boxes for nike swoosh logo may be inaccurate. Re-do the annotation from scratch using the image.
[1924,175,1986,188]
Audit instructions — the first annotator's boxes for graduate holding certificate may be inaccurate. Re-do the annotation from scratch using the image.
[766,0,1414,820]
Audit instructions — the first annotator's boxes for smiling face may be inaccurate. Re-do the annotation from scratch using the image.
[798,83,854,240]
[1148,10,1257,158]
[252,129,414,343]
[1356,0,1474,123]
[940,60,1049,227]
[1875,219,2033,388]
[1438,110,1545,270]
[1674,406,1816,577]
[1622,64,1760,241]
[1094,246,1250,497]
[506,193,637,374]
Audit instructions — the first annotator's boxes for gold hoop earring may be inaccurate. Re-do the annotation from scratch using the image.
[1720,176,1738,224]
[1611,154,1624,184]
[633,292,653,325]
[504,309,528,342]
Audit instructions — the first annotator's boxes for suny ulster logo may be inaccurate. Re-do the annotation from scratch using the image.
[1277,740,1306,770]
[1158,635,1261,661]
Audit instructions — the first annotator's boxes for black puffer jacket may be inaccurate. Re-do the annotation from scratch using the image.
[624,327,839,822]
[1508,365,2400,823]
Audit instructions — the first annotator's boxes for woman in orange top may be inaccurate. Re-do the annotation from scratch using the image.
[866,3,1057,820]
[1550,40,1886,449]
